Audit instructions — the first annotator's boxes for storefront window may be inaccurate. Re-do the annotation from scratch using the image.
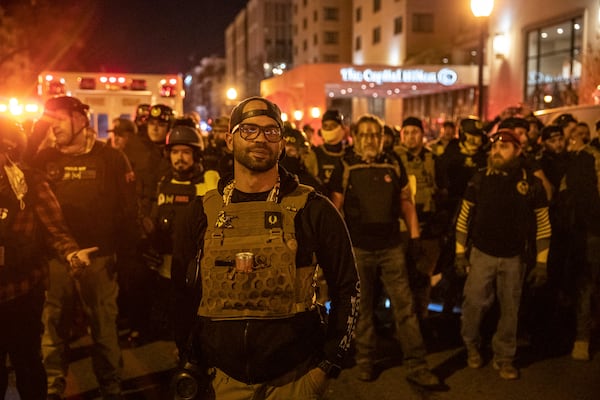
[525,17,583,110]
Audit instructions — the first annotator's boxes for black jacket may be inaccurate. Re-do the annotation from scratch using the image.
[172,166,359,384]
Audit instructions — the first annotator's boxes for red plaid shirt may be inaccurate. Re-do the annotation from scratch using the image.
[0,171,78,303]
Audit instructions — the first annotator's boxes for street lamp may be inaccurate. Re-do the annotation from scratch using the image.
[471,0,493,120]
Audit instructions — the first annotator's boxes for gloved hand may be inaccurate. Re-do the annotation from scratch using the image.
[407,238,426,267]
[454,253,470,277]
[67,246,99,278]
[527,262,548,288]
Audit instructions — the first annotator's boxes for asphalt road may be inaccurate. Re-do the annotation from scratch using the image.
[5,312,599,399]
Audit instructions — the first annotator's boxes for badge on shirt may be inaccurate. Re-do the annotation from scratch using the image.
[516,180,529,196]
[265,211,282,229]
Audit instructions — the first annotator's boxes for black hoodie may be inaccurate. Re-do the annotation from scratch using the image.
[173,166,359,384]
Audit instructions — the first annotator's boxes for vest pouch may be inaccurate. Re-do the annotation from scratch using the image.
[200,232,298,319]
[198,196,316,320]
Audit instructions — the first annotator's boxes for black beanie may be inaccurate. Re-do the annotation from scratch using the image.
[402,116,423,130]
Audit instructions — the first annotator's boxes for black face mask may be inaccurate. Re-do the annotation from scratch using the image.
[280,156,302,174]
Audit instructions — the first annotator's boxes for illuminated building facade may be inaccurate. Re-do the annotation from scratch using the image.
[228,0,600,130]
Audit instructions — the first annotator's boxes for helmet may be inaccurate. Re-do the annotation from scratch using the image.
[44,96,89,117]
[173,117,199,130]
[134,103,151,125]
[166,126,203,149]
[459,118,485,139]
[282,126,309,150]
[0,115,27,161]
[148,104,174,126]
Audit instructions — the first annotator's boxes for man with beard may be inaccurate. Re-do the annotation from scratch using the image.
[33,96,137,399]
[148,125,219,359]
[0,116,96,400]
[455,128,551,380]
[328,114,440,388]
[171,97,359,399]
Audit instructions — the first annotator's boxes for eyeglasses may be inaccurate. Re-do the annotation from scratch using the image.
[236,123,282,142]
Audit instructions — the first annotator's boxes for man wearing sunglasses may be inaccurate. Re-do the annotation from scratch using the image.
[455,128,551,380]
[172,96,359,399]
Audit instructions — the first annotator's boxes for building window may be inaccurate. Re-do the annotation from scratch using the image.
[355,35,362,51]
[324,31,339,45]
[412,13,434,33]
[303,17,307,29]
[526,17,583,110]
[314,33,318,45]
[303,39,308,50]
[394,16,403,34]
[324,7,339,21]
[374,0,381,13]
[314,10,318,22]
[303,0,307,6]
[323,54,339,62]
[356,6,362,22]
[373,26,381,44]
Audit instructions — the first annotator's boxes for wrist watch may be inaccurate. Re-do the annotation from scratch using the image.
[318,360,342,378]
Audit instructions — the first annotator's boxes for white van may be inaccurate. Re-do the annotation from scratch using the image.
[534,104,600,136]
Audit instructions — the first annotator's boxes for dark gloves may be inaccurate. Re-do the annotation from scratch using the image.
[407,238,426,268]
[454,253,470,277]
[527,262,548,288]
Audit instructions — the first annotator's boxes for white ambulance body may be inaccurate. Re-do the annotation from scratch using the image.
[38,71,184,139]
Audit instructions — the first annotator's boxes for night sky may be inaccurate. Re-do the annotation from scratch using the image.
[61,0,248,74]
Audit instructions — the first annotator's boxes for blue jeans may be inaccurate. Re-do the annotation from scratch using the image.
[461,247,525,362]
[353,245,427,371]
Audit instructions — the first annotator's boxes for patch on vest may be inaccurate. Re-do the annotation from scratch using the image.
[264,211,282,228]
[215,210,236,228]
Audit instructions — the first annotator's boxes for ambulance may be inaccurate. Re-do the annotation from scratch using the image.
[37,71,184,138]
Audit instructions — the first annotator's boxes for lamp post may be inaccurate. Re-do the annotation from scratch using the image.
[471,0,493,120]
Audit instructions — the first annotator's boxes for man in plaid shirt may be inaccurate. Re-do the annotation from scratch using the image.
[0,116,95,399]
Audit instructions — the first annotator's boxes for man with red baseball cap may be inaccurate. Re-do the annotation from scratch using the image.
[454,125,551,380]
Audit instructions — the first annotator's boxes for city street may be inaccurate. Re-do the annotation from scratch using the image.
[5,312,599,400]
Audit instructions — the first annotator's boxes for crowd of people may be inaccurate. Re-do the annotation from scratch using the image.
[0,93,598,399]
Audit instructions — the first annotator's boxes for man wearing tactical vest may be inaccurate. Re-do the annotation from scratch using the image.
[33,96,137,400]
[395,117,441,319]
[329,114,441,388]
[434,118,489,314]
[172,96,359,399]
[303,109,348,195]
[120,104,174,344]
[148,124,219,359]
[0,116,97,400]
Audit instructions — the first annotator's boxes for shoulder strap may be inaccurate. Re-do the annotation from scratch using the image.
[202,188,223,227]
[280,183,314,212]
